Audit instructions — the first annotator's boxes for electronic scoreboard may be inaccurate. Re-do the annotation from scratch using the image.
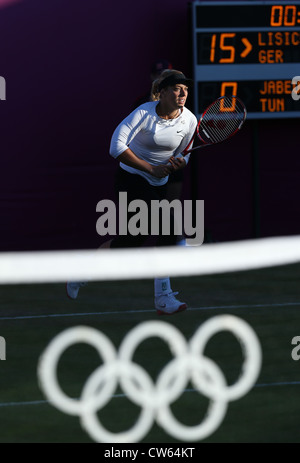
[191,1,300,118]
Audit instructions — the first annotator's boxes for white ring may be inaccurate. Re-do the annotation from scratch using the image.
[190,315,262,401]
[37,326,117,415]
[80,361,155,443]
[157,355,228,441]
[119,321,188,408]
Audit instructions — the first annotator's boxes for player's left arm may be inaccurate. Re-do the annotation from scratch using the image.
[168,154,186,171]
[168,114,197,170]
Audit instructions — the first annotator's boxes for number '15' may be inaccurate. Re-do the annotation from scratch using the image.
[210,33,236,63]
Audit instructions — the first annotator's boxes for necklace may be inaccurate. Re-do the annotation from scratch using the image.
[156,105,180,120]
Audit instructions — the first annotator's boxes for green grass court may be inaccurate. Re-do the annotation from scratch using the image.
[0,262,300,443]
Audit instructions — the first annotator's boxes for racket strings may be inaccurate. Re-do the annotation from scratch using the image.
[199,97,245,144]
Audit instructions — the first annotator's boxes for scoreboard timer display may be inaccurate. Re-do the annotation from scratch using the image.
[191,1,300,119]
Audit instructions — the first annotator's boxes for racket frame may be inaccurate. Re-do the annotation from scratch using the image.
[182,95,247,156]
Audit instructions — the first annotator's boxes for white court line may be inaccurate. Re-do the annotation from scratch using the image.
[1,301,300,321]
[1,381,300,409]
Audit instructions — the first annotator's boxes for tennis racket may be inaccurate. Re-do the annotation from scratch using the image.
[182,95,247,156]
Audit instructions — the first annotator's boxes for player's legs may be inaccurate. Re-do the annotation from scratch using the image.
[154,277,187,315]
[67,168,187,314]
[113,170,186,315]
[66,281,88,300]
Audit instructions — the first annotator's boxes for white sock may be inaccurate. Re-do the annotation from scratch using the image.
[154,278,171,297]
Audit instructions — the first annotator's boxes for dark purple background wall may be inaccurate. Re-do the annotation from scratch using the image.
[0,0,299,251]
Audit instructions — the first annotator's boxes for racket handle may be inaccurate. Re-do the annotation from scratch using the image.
[182,145,202,156]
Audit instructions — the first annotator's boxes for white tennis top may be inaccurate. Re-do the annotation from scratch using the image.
[109,101,197,186]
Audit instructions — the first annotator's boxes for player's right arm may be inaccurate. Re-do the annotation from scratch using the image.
[117,149,171,178]
[109,108,171,178]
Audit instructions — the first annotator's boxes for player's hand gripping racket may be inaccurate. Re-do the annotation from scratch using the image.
[182,95,247,156]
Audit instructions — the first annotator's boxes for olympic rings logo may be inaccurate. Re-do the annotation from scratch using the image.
[37,315,262,443]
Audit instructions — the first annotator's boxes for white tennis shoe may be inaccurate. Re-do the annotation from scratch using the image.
[66,281,87,300]
[155,291,187,315]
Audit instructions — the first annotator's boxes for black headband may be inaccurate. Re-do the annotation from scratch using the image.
[158,74,193,92]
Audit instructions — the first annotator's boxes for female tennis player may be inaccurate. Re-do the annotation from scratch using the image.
[67,70,197,315]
